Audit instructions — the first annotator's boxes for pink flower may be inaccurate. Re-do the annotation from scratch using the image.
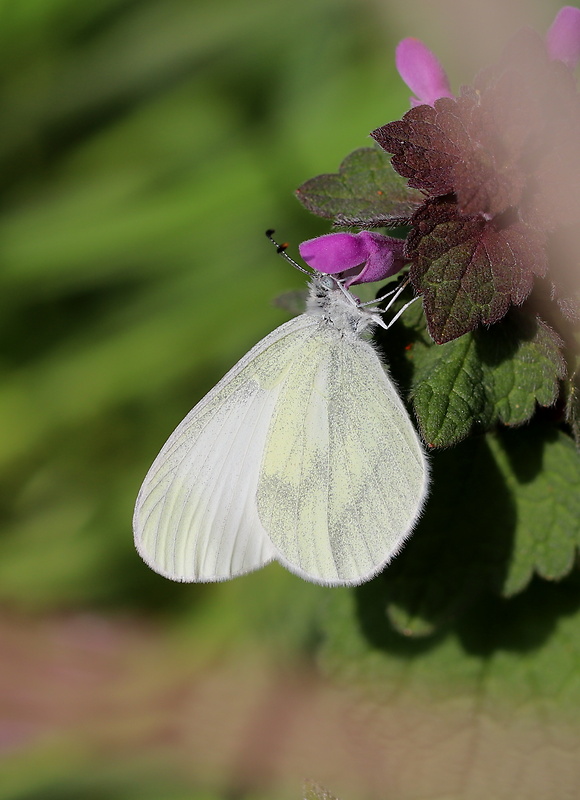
[396,7,580,109]
[299,231,406,286]
[395,38,453,107]
[546,5,580,69]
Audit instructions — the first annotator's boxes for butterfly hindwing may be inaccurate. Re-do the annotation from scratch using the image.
[256,330,428,585]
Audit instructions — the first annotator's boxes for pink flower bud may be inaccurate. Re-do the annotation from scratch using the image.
[395,37,453,107]
[546,6,580,69]
[299,231,406,286]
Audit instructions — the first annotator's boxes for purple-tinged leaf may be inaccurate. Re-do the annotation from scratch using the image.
[374,27,580,230]
[406,198,547,343]
[371,101,463,197]
[295,147,423,227]
[373,85,532,219]
[452,78,531,217]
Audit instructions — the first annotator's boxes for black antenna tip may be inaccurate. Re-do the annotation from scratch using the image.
[265,229,288,252]
[264,228,311,276]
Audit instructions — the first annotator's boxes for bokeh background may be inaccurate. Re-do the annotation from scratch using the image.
[0,1,570,798]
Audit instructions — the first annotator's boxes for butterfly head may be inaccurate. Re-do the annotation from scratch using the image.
[306,273,384,336]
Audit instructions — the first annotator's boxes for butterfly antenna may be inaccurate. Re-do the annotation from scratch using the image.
[265,230,311,276]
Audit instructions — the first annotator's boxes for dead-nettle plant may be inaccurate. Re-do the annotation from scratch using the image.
[294,6,580,630]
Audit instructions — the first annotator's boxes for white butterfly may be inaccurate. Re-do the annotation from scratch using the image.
[133,255,429,586]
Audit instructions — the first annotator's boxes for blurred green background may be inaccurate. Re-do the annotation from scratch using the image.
[0,1,568,798]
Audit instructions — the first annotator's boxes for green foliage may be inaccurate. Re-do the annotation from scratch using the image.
[491,427,580,595]
[299,114,580,644]
[565,363,580,445]
[293,11,580,794]
[411,307,565,447]
[368,426,580,638]
[319,573,580,798]
[303,781,340,800]
[295,147,423,227]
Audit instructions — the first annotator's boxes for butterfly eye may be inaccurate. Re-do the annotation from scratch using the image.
[320,274,336,290]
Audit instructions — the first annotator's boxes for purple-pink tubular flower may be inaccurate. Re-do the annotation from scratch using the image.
[298,231,406,286]
[546,5,580,69]
[395,37,453,106]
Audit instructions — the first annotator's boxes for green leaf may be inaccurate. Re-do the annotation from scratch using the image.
[411,331,486,448]
[375,426,580,637]
[476,309,565,423]
[295,147,423,227]
[565,365,580,447]
[319,574,580,799]
[410,307,565,448]
[490,427,580,596]
[303,781,340,800]
[381,434,513,637]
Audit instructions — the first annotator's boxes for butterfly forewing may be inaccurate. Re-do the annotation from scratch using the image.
[133,315,316,581]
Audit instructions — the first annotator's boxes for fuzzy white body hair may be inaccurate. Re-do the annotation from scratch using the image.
[306,274,383,337]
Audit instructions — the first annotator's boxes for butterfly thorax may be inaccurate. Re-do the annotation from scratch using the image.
[306,274,381,337]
